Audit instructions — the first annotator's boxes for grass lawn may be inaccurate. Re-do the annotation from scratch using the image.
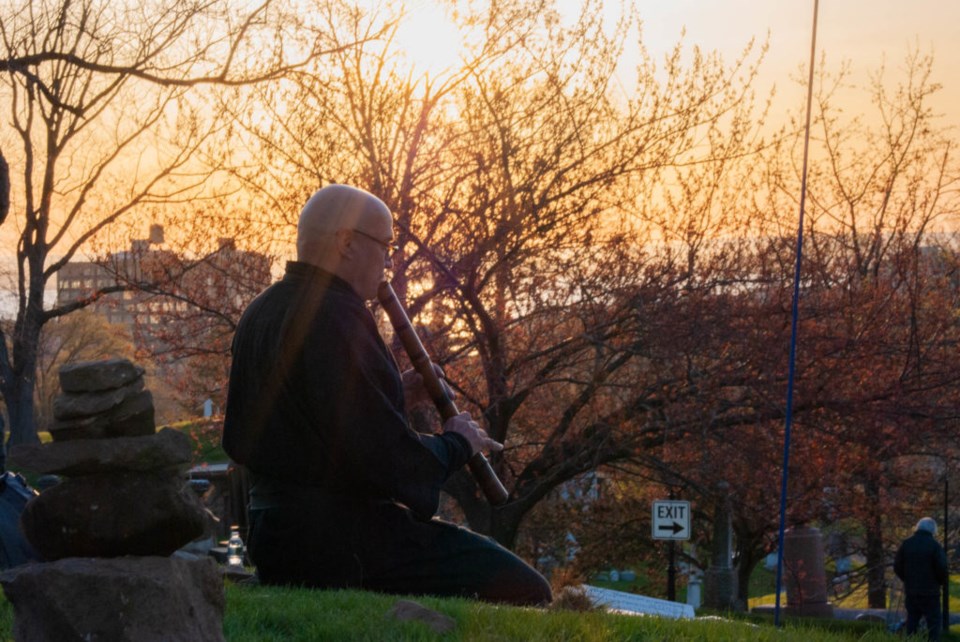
[749,566,960,609]
[0,576,911,641]
[748,567,960,639]
[221,582,900,641]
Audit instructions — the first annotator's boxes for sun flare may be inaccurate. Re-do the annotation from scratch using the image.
[392,1,468,78]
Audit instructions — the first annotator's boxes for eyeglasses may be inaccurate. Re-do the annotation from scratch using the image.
[352,228,399,254]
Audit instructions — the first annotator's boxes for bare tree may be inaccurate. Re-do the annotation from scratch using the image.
[221,0,770,545]
[750,49,960,607]
[0,0,380,457]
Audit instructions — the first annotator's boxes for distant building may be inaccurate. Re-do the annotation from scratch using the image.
[56,225,271,353]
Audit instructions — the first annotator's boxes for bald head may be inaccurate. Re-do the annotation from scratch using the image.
[297,184,392,264]
[295,184,395,299]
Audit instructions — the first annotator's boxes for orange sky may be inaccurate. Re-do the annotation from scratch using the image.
[397,0,959,131]
[4,0,957,302]
[634,0,959,130]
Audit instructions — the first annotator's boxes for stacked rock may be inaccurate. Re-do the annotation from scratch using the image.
[0,358,226,642]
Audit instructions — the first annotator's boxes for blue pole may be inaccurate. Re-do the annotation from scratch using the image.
[774,0,820,628]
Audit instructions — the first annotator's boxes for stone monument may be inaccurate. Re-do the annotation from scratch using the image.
[782,524,834,617]
[0,358,225,641]
[702,482,739,610]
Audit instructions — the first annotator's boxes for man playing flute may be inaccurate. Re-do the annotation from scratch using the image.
[222,184,551,606]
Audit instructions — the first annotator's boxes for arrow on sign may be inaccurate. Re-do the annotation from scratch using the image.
[657,522,684,535]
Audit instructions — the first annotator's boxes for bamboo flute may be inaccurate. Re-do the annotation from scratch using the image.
[377,281,509,506]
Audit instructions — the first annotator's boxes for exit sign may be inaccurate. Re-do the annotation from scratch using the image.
[652,500,691,540]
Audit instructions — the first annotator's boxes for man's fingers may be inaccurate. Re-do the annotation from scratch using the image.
[477,427,503,452]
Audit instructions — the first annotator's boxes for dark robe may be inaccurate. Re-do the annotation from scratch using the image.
[223,262,550,604]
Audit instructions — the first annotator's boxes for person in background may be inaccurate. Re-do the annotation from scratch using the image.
[222,184,551,606]
[894,517,948,641]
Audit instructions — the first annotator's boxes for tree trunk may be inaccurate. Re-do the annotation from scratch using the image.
[0,151,9,225]
[864,478,888,608]
[5,304,44,449]
[6,368,40,449]
[735,533,766,606]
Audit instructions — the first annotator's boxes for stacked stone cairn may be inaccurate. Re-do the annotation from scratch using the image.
[0,358,226,642]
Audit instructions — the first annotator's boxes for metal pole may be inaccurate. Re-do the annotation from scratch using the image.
[774,0,819,627]
[945,474,950,630]
[668,540,677,601]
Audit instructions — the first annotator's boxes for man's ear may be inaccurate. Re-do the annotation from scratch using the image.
[334,228,356,258]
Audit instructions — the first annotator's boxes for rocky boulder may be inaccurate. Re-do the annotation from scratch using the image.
[0,556,225,642]
[21,471,206,560]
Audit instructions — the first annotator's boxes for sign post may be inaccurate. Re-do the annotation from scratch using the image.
[652,500,691,601]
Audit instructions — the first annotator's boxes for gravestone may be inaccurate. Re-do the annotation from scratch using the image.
[782,524,834,617]
[0,358,224,641]
[702,482,739,610]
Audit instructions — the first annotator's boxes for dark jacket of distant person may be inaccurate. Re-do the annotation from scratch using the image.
[894,522,948,596]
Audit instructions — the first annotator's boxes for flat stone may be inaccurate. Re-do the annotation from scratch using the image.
[53,377,145,420]
[50,389,154,440]
[58,358,145,393]
[21,471,206,560]
[8,427,191,476]
[0,556,225,642]
[388,599,457,634]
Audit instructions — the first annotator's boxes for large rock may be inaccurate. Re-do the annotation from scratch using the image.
[0,556,225,642]
[9,428,192,476]
[49,390,155,441]
[53,378,145,421]
[21,471,206,560]
[59,358,145,393]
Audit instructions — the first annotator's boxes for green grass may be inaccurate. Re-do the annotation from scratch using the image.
[220,583,900,641]
[0,576,934,640]
[747,568,960,639]
[750,567,960,611]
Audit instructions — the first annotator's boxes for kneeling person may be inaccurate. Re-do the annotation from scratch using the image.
[222,184,552,606]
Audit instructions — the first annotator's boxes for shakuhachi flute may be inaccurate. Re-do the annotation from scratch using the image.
[377,281,510,506]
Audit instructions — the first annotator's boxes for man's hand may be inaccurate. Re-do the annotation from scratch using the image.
[443,411,503,456]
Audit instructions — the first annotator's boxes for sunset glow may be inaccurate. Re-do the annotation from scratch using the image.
[391,1,468,78]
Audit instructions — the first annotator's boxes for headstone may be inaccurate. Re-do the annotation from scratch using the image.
[686,576,702,609]
[782,525,834,617]
[580,585,695,619]
[1,358,224,641]
[702,482,739,610]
